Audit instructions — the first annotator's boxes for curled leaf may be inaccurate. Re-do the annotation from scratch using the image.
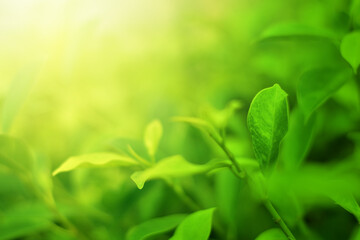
[259,22,335,42]
[52,152,139,176]
[131,155,229,189]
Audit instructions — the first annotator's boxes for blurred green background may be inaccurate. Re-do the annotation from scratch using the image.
[0,0,354,161]
[1,0,360,239]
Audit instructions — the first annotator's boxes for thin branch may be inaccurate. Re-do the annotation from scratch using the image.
[208,133,244,176]
[208,134,296,240]
[263,199,296,240]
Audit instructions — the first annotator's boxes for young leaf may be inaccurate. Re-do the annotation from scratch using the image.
[203,100,242,129]
[281,108,317,170]
[126,214,186,240]
[131,155,229,189]
[259,22,335,41]
[52,152,139,176]
[144,120,163,159]
[340,31,360,74]
[297,66,353,120]
[247,84,289,172]
[170,208,215,240]
[255,228,287,240]
[0,134,33,174]
[172,116,222,142]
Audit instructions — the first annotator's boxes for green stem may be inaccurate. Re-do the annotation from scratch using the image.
[209,135,296,240]
[209,133,244,176]
[166,180,200,211]
[263,199,296,240]
[127,145,152,167]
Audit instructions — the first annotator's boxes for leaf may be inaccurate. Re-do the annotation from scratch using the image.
[340,31,360,74]
[328,191,360,223]
[131,155,229,189]
[52,152,139,176]
[203,100,242,129]
[259,22,335,41]
[247,84,289,172]
[126,214,186,240]
[111,137,147,156]
[297,66,353,120]
[170,208,215,240]
[255,228,287,240]
[144,120,163,158]
[172,116,222,142]
[2,63,39,133]
[0,134,33,174]
[281,108,317,171]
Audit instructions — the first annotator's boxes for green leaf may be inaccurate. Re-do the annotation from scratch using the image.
[297,66,353,119]
[340,31,360,74]
[144,120,163,159]
[131,155,229,189]
[203,100,242,129]
[255,228,287,240]
[170,208,215,240]
[52,152,139,176]
[126,214,186,240]
[328,191,360,223]
[259,22,335,41]
[2,63,39,133]
[247,84,289,172]
[281,108,317,170]
[172,116,222,143]
[0,134,33,174]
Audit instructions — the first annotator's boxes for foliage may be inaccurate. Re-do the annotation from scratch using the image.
[1,0,360,239]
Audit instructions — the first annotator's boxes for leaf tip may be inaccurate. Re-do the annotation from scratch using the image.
[52,169,60,177]
[131,172,145,189]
